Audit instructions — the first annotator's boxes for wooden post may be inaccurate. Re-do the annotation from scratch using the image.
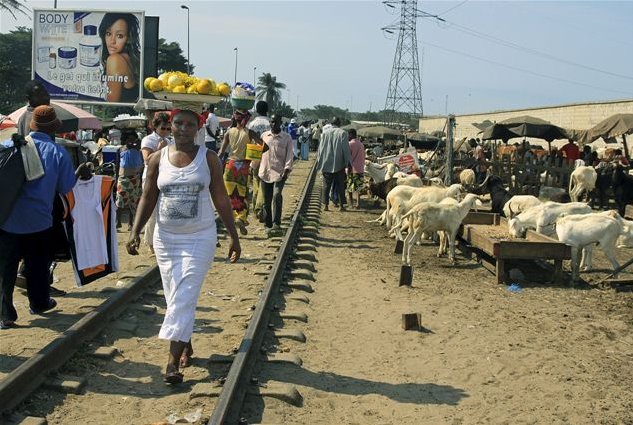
[496,259,505,284]
[399,265,413,286]
[622,134,630,162]
[402,313,421,330]
[554,259,563,283]
[445,115,455,186]
[394,239,404,254]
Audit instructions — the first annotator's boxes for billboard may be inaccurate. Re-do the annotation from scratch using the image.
[32,9,145,105]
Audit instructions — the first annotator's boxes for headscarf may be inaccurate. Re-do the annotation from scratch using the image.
[232,110,251,128]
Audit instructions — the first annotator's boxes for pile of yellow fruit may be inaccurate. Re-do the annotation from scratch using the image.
[144,71,231,97]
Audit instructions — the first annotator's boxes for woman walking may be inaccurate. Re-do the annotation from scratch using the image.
[127,109,241,384]
[116,129,143,230]
[218,110,263,235]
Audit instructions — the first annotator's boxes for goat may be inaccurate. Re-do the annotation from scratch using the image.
[539,186,568,202]
[395,173,424,187]
[555,211,627,282]
[477,173,512,215]
[459,169,475,187]
[401,193,481,265]
[502,195,541,219]
[364,160,399,183]
[535,202,593,236]
[569,165,597,202]
[388,184,464,238]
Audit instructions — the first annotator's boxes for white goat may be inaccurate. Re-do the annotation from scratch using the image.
[556,211,628,282]
[388,184,464,238]
[502,195,541,220]
[393,172,424,187]
[536,202,593,236]
[364,160,399,183]
[459,169,475,186]
[401,193,481,265]
[569,165,597,202]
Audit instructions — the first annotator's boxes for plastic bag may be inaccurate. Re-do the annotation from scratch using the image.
[0,134,26,226]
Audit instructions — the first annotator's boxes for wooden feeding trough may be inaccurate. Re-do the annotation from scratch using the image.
[459,212,571,284]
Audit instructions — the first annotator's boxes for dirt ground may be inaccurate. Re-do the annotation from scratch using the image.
[245,190,633,425]
[2,162,633,424]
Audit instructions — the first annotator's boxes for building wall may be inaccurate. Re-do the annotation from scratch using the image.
[419,99,633,141]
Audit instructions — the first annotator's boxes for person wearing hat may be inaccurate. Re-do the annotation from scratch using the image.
[287,118,299,159]
[0,105,76,329]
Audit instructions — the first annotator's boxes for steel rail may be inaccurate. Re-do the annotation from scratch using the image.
[0,266,160,414]
[208,161,319,425]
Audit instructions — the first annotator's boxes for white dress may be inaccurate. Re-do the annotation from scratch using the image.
[153,146,217,342]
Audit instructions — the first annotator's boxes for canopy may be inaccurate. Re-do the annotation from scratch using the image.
[482,115,568,142]
[406,132,443,150]
[357,125,402,140]
[0,114,16,130]
[9,102,101,132]
[341,122,369,131]
[587,113,633,142]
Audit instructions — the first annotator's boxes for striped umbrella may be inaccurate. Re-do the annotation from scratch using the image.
[8,102,101,132]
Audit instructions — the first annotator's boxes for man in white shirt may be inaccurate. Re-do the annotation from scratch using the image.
[204,104,220,152]
[259,114,293,236]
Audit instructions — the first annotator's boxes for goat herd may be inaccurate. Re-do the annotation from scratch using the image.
[364,159,633,283]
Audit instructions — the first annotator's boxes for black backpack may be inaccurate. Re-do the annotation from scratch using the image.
[0,134,27,226]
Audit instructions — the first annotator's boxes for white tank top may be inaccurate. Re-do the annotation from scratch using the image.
[156,146,215,234]
[72,175,109,269]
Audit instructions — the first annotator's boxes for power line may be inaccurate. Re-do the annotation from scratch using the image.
[437,0,469,17]
[435,18,633,81]
[423,41,633,96]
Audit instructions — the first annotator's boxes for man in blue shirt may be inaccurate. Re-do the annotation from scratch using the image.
[287,118,299,159]
[0,105,76,329]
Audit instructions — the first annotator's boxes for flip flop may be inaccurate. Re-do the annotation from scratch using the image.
[163,371,184,384]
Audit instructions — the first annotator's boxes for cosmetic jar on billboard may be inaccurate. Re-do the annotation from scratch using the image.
[58,47,77,69]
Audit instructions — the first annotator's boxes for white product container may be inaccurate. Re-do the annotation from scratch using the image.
[37,46,52,63]
[58,47,77,69]
[79,25,101,67]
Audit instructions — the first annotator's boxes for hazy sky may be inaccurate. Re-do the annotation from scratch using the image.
[2,1,632,115]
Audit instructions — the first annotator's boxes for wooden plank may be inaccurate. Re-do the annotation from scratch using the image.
[497,241,570,260]
[463,212,498,225]
[460,225,498,256]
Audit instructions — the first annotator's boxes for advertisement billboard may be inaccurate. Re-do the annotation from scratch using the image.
[32,9,145,105]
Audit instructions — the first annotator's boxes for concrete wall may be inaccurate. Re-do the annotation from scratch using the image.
[419,99,633,142]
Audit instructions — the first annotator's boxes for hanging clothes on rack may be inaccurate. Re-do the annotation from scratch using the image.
[63,174,119,286]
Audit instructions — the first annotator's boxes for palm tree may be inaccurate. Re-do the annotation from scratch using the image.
[0,0,29,18]
[256,73,286,110]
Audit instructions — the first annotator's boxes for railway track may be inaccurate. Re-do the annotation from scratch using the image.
[0,159,320,425]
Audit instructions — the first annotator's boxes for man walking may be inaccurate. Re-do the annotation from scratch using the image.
[1,106,76,329]
[204,104,220,152]
[259,115,294,236]
[346,128,365,209]
[287,118,299,159]
[247,101,272,223]
[317,117,351,212]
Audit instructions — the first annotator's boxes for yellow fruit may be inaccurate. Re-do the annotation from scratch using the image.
[217,83,230,97]
[196,79,215,95]
[148,78,164,92]
[144,77,157,91]
[172,85,187,94]
[158,73,170,85]
[168,75,185,89]
[187,85,198,94]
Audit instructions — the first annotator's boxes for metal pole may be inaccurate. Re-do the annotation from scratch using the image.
[233,47,238,85]
[54,0,57,8]
[253,66,256,85]
[445,114,455,186]
[180,5,190,75]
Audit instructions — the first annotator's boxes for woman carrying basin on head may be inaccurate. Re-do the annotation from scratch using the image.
[99,13,141,103]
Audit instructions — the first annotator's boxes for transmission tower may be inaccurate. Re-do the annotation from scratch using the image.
[382,1,443,125]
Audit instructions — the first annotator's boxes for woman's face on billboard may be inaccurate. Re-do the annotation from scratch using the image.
[105,19,129,55]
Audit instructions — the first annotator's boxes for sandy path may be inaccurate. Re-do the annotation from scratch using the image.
[247,196,633,424]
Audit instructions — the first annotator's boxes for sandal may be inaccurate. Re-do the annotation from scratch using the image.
[0,320,16,330]
[163,371,184,384]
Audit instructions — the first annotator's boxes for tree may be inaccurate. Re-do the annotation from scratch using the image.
[272,101,295,119]
[157,38,193,74]
[299,105,350,121]
[256,73,286,110]
[0,27,32,114]
[0,0,28,19]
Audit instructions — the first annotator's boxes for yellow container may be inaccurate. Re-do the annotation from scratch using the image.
[245,143,263,160]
